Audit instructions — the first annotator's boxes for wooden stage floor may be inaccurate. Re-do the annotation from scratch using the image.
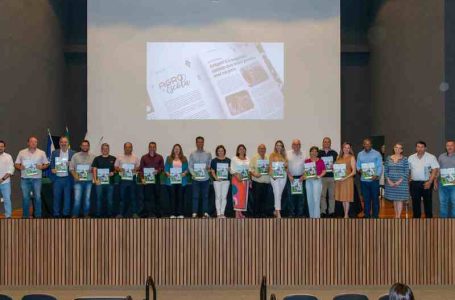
[1,197,416,219]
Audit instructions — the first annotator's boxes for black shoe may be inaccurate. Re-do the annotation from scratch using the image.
[321,213,327,218]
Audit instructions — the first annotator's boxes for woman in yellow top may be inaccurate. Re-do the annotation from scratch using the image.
[269,140,288,218]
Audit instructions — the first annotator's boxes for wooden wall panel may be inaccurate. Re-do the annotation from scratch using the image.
[0,219,453,286]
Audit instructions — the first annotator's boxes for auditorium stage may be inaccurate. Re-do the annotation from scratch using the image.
[0,219,454,288]
[2,286,455,300]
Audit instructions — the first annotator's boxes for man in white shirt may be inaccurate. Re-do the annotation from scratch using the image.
[286,139,308,217]
[114,142,140,217]
[0,140,15,218]
[408,141,440,218]
[14,136,49,218]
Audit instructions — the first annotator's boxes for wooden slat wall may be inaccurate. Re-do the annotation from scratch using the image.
[0,219,453,286]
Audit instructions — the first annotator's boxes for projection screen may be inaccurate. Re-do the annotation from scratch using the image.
[88,0,340,157]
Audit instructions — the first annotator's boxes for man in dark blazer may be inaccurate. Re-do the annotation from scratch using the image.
[50,136,75,217]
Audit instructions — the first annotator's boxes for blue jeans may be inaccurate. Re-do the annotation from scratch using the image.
[52,176,72,217]
[95,184,114,217]
[287,177,308,217]
[192,180,209,214]
[439,183,455,218]
[21,178,42,218]
[72,181,93,217]
[306,178,322,218]
[360,180,380,218]
[0,182,12,218]
[119,180,137,217]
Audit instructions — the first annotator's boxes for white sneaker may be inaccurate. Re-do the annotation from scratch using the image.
[203,213,210,218]
[192,213,198,218]
[170,215,176,219]
[178,215,184,219]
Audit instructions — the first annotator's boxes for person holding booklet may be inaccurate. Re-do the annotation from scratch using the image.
[384,143,409,219]
[50,136,75,218]
[114,142,141,218]
[437,140,455,218]
[287,139,308,218]
[356,138,383,218]
[69,140,95,218]
[188,136,212,218]
[210,145,231,218]
[408,141,439,218]
[318,137,338,218]
[334,142,356,218]
[92,143,116,218]
[269,140,287,218]
[164,144,189,218]
[139,141,165,218]
[230,144,250,219]
[249,144,271,217]
[0,141,15,218]
[304,146,327,218]
[15,136,49,218]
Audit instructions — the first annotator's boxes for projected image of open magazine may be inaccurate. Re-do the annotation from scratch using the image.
[146,42,284,120]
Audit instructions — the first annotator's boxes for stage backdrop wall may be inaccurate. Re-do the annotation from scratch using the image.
[0,0,66,210]
[87,0,341,156]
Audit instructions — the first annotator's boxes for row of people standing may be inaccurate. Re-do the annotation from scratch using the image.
[0,136,454,218]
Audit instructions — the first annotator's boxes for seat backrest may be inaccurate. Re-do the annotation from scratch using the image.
[333,294,369,300]
[377,295,389,300]
[283,295,319,300]
[75,298,131,300]
[22,295,57,300]
[0,294,13,300]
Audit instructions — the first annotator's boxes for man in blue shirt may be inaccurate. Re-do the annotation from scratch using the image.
[356,138,383,218]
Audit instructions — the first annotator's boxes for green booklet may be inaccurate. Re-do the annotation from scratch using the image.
[239,165,249,181]
[257,159,269,175]
[55,157,68,174]
[216,163,229,180]
[194,163,207,180]
[440,168,455,186]
[97,168,110,185]
[271,161,285,179]
[143,168,156,184]
[23,159,38,177]
[121,163,135,180]
[76,164,90,181]
[291,179,303,195]
[361,162,375,180]
[321,156,334,172]
[333,163,346,181]
[304,162,317,179]
[170,167,182,184]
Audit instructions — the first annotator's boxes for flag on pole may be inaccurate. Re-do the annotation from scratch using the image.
[44,128,56,178]
[64,126,71,149]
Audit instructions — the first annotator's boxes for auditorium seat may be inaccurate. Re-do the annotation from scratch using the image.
[333,294,369,300]
[22,295,57,300]
[74,297,132,300]
[283,295,319,300]
[0,294,12,300]
[377,295,389,300]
